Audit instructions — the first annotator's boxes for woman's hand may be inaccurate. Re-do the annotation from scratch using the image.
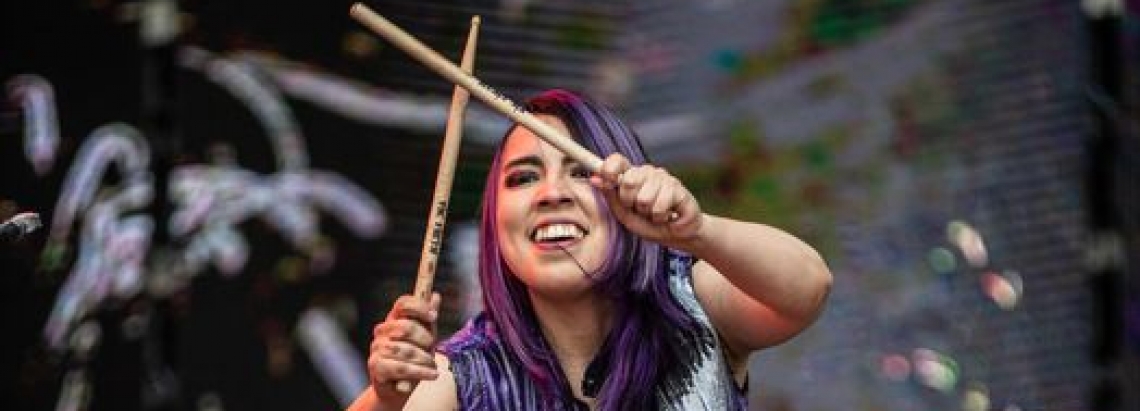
[366,293,442,406]
[590,153,704,250]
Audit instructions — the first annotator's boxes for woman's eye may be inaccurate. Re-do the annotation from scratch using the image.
[570,166,592,179]
[504,170,539,188]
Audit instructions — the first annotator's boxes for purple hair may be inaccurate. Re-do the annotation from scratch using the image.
[477,89,707,409]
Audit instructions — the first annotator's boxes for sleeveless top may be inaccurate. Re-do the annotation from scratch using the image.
[438,252,748,410]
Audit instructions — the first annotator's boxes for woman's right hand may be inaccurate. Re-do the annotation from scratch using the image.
[367,292,442,406]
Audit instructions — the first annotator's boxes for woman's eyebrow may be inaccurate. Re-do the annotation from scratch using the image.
[503,155,542,170]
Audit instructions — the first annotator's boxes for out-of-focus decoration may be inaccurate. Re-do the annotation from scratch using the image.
[961,383,991,411]
[912,347,959,392]
[139,0,181,46]
[54,320,101,411]
[497,0,534,23]
[879,353,911,381]
[225,49,510,145]
[586,58,634,107]
[296,307,368,407]
[6,75,60,176]
[445,222,482,319]
[29,48,391,349]
[342,30,381,60]
[927,247,957,274]
[947,220,988,268]
[981,270,1023,310]
[41,123,157,348]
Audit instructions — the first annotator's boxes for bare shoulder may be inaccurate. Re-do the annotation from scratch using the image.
[402,353,458,410]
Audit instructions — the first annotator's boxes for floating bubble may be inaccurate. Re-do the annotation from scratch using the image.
[981,270,1023,310]
[879,353,911,381]
[962,384,990,411]
[912,348,958,392]
[947,220,988,267]
[928,247,957,273]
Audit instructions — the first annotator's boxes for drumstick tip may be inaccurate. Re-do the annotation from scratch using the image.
[349,3,366,16]
[471,15,481,26]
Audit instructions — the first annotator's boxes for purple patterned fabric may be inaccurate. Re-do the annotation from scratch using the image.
[439,252,749,410]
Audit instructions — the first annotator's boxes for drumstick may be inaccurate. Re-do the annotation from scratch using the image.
[394,15,481,395]
[350,3,682,235]
[411,14,478,304]
[349,3,603,172]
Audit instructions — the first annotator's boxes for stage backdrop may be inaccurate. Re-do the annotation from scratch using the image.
[2,0,1132,410]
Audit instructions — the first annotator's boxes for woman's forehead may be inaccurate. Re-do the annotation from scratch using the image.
[500,115,571,162]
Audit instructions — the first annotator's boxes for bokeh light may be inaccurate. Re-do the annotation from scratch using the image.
[927,247,958,274]
[961,384,991,411]
[912,348,959,392]
[947,220,988,268]
[879,353,911,381]
[981,270,1023,310]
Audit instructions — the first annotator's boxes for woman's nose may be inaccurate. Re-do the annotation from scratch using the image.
[535,177,574,208]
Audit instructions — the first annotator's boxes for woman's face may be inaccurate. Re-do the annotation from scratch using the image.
[495,115,611,299]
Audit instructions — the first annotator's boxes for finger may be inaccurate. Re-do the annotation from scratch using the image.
[599,153,631,185]
[385,295,415,321]
[669,193,701,230]
[634,170,665,216]
[388,318,436,348]
[388,295,437,325]
[601,184,635,222]
[672,180,700,220]
[383,340,437,367]
[368,354,432,391]
[650,181,680,224]
[374,357,440,382]
[371,336,385,356]
[617,167,649,209]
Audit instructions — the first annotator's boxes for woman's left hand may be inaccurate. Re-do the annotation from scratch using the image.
[590,153,704,250]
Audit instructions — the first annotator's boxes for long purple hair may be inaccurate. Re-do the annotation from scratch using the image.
[478,89,707,409]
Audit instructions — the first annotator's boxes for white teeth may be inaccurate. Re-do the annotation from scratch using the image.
[533,223,584,242]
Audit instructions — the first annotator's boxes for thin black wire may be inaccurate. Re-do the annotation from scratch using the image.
[557,243,591,278]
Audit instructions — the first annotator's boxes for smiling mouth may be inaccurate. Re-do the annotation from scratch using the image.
[531,223,587,245]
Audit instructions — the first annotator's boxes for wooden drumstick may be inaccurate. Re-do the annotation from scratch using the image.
[392,15,480,395]
[349,4,683,234]
[349,3,603,172]
[411,14,478,308]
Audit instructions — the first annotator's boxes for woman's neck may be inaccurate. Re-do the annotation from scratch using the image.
[529,290,612,359]
[528,290,612,401]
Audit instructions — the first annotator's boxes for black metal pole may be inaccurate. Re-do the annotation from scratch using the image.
[1084,4,1124,411]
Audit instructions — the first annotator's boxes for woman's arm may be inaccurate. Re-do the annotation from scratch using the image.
[687,216,832,353]
[592,154,832,355]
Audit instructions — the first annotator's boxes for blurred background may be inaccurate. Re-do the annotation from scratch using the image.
[1,0,1138,410]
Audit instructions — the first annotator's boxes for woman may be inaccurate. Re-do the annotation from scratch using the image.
[348,89,832,410]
